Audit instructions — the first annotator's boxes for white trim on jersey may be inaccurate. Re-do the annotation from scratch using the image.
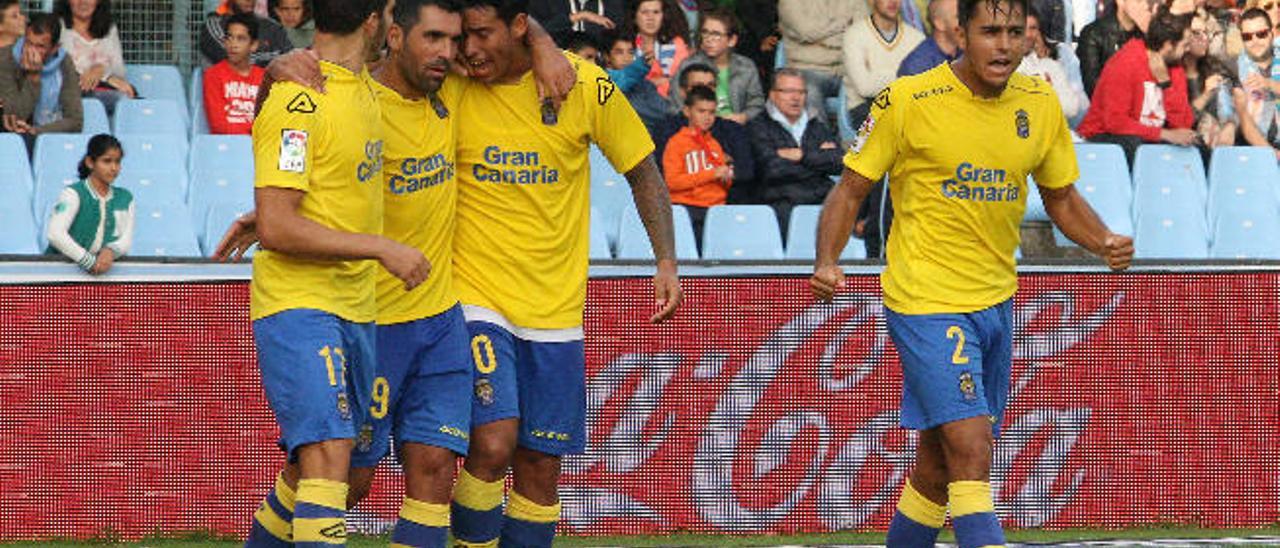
[461,304,585,342]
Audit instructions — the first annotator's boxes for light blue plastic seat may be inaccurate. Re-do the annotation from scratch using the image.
[1051,144,1134,246]
[589,207,612,260]
[130,199,202,257]
[615,204,699,260]
[113,99,186,135]
[32,133,91,181]
[0,199,40,254]
[702,205,785,260]
[1211,211,1280,259]
[190,67,210,137]
[202,202,256,259]
[1132,144,1208,222]
[117,133,190,195]
[784,205,866,260]
[589,145,632,249]
[33,171,79,231]
[189,170,253,242]
[0,133,34,201]
[81,98,110,135]
[1207,146,1279,233]
[1024,179,1050,222]
[126,64,188,122]
[189,134,252,179]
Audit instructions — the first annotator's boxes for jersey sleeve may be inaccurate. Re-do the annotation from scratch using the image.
[584,61,656,175]
[1032,96,1080,189]
[843,85,904,181]
[252,83,322,191]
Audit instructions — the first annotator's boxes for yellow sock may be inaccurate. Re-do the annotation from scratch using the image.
[293,478,348,546]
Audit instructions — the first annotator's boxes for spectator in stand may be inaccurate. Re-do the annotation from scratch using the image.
[778,0,864,120]
[0,0,26,49]
[0,14,82,150]
[1184,8,1236,147]
[566,31,601,63]
[1019,7,1087,120]
[663,85,732,245]
[747,68,843,237]
[53,0,135,112]
[203,13,265,135]
[201,0,291,67]
[898,0,960,77]
[269,0,314,49]
[654,63,755,201]
[670,9,765,125]
[1228,9,1280,157]
[46,134,132,274]
[526,0,623,46]
[1078,9,1198,166]
[625,0,690,97]
[1078,0,1161,96]
[732,0,779,86]
[601,29,675,132]
[844,0,925,128]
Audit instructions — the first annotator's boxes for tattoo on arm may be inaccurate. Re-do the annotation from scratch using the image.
[624,155,677,262]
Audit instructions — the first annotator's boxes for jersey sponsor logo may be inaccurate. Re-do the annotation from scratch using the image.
[1016,109,1030,139]
[472,145,562,185]
[357,140,384,183]
[911,84,954,100]
[278,129,308,173]
[286,92,316,114]
[872,87,891,110]
[940,161,1021,202]
[439,424,470,440]
[597,76,617,106]
[389,153,454,195]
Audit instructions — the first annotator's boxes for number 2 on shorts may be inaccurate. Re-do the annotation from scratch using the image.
[471,334,498,374]
[946,326,970,365]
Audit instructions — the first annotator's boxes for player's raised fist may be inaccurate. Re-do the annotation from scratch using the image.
[378,239,432,291]
[810,264,846,301]
[1102,233,1134,272]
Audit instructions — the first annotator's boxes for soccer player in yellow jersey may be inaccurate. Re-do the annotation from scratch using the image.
[243,0,427,547]
[446,2,681,547]
[811,0,1133,545]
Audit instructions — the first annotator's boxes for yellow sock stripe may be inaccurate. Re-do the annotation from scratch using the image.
[389,544,413,548]
[452,541,499,548]
[898,479,946,528]
[505,490,561,524]
[275,473,297,511]
[453,468,504,511]
[253,501,292,542]
[296,479,348,512]
[399,497,449,527]
[293,517,347,544]
[948,480,996,517]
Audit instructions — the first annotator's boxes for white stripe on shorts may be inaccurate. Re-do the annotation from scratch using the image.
[460,305,584,343]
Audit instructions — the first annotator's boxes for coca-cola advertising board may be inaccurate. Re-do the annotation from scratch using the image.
[0,272,1276,539]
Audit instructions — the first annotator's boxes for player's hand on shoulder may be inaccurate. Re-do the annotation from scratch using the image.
[377,238,432,291]
[532,47,577,113]
[269,49,326,93]
[1101,233,1134,272]
[810,264,846,302]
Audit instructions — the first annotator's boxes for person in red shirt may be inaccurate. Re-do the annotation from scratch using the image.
[662,85,732,245]
[202,12,265,135]
[1078,8,1200,167]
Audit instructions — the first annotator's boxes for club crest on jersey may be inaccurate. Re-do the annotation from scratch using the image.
[1015,109,1030,139]
[475,378,495,406]
[959,372,978,401]
[278,129,308,173]
[850,115,875,154]
[597,76,617,106]
[336,392,351,420]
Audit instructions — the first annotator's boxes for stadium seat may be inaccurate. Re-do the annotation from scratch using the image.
[589,207,611,260]
[32,133,91,181]
[33,171,78,231]
[702,205,785,260]
[190,67,210,136]
[189,135,252,180]
[1131,144,1208,258]
[589,145,632,248]
[0,133,34,198]
[202,202,255,258]
[1134,211,1209,259]
[81,98,110,135]
[189,170,253,243]
[117,134,190,195]
[1207,147,1279,233]
[130,200,202,257]
[126,64,188,121]
[0,199,40,254]
[835,86,856,142]
[1052,144,1134,246]
[113,99,187,135]
[1131,144,1208,223]
[615,204,700,260]
[1211,211,1280,259]
[116,172,186,207]
[784,205,867,260]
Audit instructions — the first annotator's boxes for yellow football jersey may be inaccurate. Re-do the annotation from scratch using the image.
[250,61,385,322]
[844,64,1078,315]
[372,74,466,325]
[454,54,654,329]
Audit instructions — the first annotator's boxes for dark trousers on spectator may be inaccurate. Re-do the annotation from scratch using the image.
[684,205,708,252]
[1087,133,1211,170]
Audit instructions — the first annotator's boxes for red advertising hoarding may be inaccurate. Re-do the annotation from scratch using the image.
[0,273,1276,539]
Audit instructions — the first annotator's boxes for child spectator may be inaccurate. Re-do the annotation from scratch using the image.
[670,9,766,125]
[203,12,265,135]
[566,30,601,64]
[626,0,690,97]
[663,85,732,243]
[201,0,292,67]
[269,0,314,49]
[602,30,675,130]
[0,0,25,49]
[46,133,133,274]
[53,0,135,112]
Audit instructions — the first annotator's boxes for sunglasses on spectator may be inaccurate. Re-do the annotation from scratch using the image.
[1242,28,1272,41]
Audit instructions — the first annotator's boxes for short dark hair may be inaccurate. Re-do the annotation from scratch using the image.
[679,62,715,88]
[225,12,261,40]
[269,0,313,25]
[1240,7,1272,30]
[771,67,805,90]
[393,0,463,29]
[54,0,112,39]
[566,31,598,53]
[698,8,738,37]
[1144,7,1191,50]
[79,134,123,180]
[685,84,717,106]
[313,0,388,34]
[26,12,60,43]
[0,0,20,12]
[461,0,528,24]
[957,0,1028,29]
[601,28,633,49]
